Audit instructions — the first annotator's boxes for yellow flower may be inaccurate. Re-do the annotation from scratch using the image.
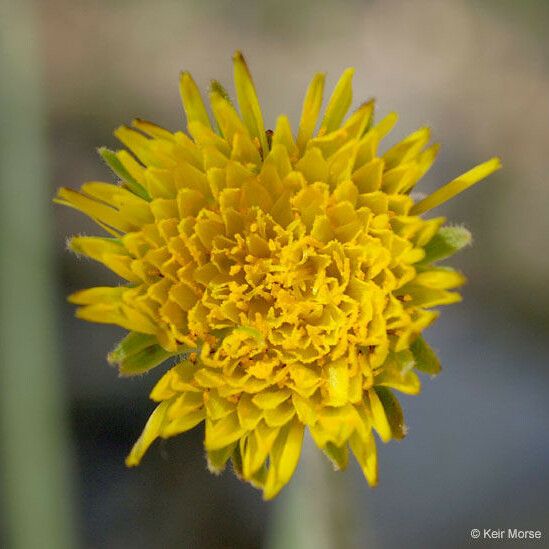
[56,52,500,499]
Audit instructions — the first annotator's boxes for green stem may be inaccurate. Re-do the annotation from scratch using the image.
[266,434,377,549]
[0,1,77,547]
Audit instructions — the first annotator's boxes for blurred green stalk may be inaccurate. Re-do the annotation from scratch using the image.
[266,434,377,549]
[0,1,77,548]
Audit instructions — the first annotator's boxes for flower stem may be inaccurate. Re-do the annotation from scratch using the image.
[0,1,77,547]
[266,433,377,549]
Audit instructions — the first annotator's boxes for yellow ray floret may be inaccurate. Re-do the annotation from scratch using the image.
[55,51,501,499]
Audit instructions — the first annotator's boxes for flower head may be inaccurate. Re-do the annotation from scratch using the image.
[56,52,500,499]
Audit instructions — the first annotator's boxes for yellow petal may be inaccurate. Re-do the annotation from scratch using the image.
[399,285,462,308]
[297,73,325,151]
[68,286,126,305]
[207,442,237,474]
[166,392,204,419]
[341,100,374,139]
[187,121,230,158]
[263,417,304,500]
[291,393,318,426]
[162,407,205,437]
[270,189,293,227]
[355,130,379,167]
[249,421,280,475]
[374,387,406,439]
[295,147,328,183]
[382,164,419,195]
[231,132,262,166]
[383,127,431,170]
[367,388,391,443]
[237,393,263,431]
[411,157,502,215]
[150,362,200,401]
[54,187,133,234]
[74,303,158,335]
[210,91,249,146]
[312,405,357,447]
[349,430,378,486]
[132,118,175,141]
[204,391,235,421]
[352,158,384,193]
[323,441,349,470]
[240,433,260,479]
[69,237,127,265]
[272,115,298,159]
[114,126,162,167]
[263,400,296,428]
[233,51,268,154]
[252,388,291,410]
[413,144,440,186]
[117,150,147,186]
[328,140,358,185]
[179,71,212,129]
[413,268,466,289]
[126,400,170,466]
[98,147,151,200]
[374,112,399,141]
[375,367,421,395]
[325,358,349,406]
[320,68,355,134]
[205,412,245,451]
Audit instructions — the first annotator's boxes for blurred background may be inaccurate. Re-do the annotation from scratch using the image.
[1,0,549,547]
